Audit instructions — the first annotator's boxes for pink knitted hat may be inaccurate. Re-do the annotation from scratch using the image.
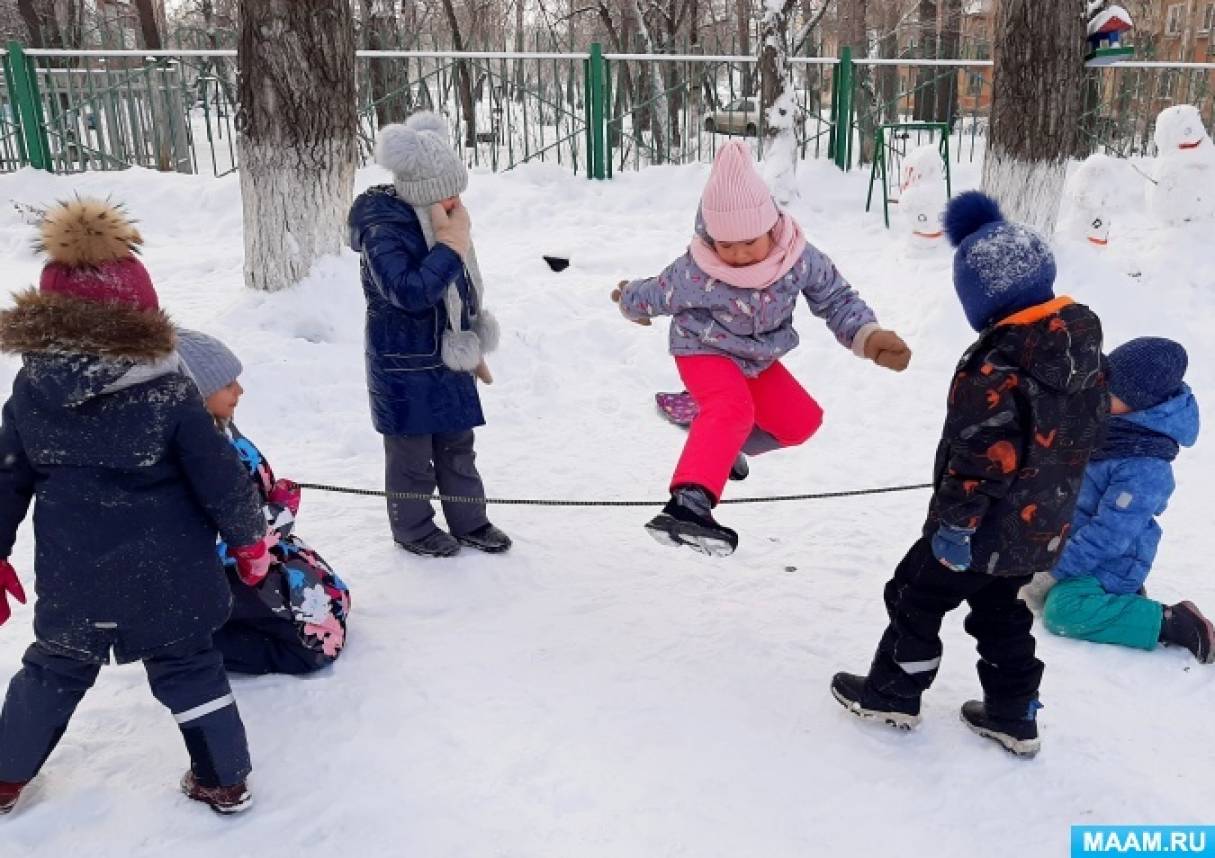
[700,141,779,242]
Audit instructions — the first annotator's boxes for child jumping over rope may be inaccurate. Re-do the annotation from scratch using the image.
[612,141,911,556]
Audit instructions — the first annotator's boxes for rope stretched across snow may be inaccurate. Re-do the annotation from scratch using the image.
[294,481,934,507]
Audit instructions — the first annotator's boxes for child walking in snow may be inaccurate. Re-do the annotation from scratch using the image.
[176,330,352,676]
[831,192,1108,758]
[1035,337,1214,663]
[613,141,911,556]
[348,112,511,558]
[0,201,271,815]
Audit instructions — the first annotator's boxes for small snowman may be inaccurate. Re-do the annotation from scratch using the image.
[1065,152,1123,246]
[897,144,949,243]
[1149,104,1215,226]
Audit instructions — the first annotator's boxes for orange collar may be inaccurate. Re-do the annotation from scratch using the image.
[997,296,1075,327]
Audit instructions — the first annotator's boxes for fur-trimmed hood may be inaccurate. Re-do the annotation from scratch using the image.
[0,288,175,360]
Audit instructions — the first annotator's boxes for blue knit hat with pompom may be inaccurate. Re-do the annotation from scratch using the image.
[944,191,1057,332]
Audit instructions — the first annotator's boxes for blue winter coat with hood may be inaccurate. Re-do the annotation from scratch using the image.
[348,185,485,437]
[1053,387,1200,595]
[0,290,265,663]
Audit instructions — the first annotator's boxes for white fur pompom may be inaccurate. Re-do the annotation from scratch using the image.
[405,111,449,138]
[374,123,420,175]
[442,330,483,372]
[474,309,500,354]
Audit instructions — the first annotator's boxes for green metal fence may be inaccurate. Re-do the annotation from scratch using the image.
[2,41,1212,179]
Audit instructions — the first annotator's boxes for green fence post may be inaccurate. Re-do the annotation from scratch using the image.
[588,42,607,180]
[4,41,51,171]
[583,57,593,180]
[833,46,853,172]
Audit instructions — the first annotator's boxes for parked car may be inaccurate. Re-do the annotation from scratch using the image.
[704,98,762,136]
[704,99,809,137]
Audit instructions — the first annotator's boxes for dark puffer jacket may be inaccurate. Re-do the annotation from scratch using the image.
[0,290,265,663]
[924,298,1109,578]
[348,184,484,437]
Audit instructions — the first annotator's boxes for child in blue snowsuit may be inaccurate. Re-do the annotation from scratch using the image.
[0,201,271,816]
[1041,338,1214,663]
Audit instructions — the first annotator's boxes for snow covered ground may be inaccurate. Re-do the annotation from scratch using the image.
[0,154,1212,857]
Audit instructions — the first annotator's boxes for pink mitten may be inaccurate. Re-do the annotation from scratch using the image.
[231,534,277,587]
[0,560,27,627]
[269,479,302,516]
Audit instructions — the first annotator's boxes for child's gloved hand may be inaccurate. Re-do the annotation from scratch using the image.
[931,525,975,572]
[432,201,472,258]
[268,479,302,516]
[0,559,27,626]
[231,532,279,587]
[865,329,911,372]
[611,281,651,326]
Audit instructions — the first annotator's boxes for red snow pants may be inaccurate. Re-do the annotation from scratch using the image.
[671,355,823,502]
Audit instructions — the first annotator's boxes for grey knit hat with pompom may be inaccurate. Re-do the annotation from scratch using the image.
[374,112,468,206]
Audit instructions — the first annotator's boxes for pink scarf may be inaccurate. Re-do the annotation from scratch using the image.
[688,213,808,291]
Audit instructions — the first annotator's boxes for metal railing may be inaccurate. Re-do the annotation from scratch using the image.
[2,40,1212,179]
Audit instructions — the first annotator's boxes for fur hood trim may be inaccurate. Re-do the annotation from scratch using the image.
[0,289,175,360]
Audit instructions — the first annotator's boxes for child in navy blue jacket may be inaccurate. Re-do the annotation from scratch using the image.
[0,201,270,816]
[348,112,511,558]
[1039,338,1213,663]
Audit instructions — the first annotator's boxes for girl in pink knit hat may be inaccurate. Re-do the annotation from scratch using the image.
[612,141,911,556]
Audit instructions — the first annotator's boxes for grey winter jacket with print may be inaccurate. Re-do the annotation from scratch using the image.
[619,225,878,377]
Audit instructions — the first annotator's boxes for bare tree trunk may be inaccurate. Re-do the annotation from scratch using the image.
[133,0,162,49]
[736,0,753,97]
[513,0,525,99]
[17,0,64,48]
[760,0,797,201]
[981,0,1084,234]
[631,0,668,160]
[439,0,478,147]
[935,0,961,127]
[237,0,358,292]
[912,0,937,120]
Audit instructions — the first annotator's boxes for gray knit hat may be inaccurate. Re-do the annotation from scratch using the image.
[374,112,468,206]
[176,328,242,399]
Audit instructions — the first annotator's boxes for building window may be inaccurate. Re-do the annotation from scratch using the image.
[1166,3,1185,35]
[1202,3,1215,32]
[967,70,985,96]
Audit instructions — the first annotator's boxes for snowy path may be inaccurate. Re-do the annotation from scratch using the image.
[0,158,1211,857]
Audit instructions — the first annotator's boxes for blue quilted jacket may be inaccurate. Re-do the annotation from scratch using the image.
[1054,388,1200,594]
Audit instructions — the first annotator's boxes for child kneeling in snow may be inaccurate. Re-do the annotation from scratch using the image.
[176,330,351,675]
[0,201,271,816]
[831,192,1108,758]
[613,141,911,556]
[348,111,511,558]
[1033,337,1213,663]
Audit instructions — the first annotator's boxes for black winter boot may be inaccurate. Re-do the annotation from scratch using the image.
[830,672,922,730]
[396,528,461,558]
[645,485,738,557]
[456,523,513,554]
[960,700,1041,758]
[729,453,749,481]
[1160,602,1215,663]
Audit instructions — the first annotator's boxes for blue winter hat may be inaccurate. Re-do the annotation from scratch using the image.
[1108,337,1188,412]
[176,328,242,399]
[944,191,1057,332]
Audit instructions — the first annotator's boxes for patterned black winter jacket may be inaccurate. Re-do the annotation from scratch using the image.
[923,297,1109,578]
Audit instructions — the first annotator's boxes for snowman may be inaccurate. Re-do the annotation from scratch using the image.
[1149,104,1215,226]
[1065,152,1123,246]
[897,144,949,242]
